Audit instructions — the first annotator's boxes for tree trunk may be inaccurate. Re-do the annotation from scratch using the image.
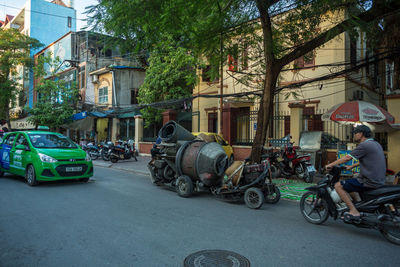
[250,69,279,163]
[250,0,281,163]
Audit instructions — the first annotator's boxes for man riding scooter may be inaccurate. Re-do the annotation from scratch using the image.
[325,125,386,223]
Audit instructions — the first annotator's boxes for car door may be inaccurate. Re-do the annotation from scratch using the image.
[13,133,31,176]
[1,133,17,173]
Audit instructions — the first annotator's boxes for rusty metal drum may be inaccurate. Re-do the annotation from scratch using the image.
[176,140,228,186]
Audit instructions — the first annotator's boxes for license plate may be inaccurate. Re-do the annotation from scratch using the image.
[307,165,316,172]
[66,166,82,172]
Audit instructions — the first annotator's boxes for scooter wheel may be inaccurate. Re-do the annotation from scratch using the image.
[110,156,118,163]
[244,187,264,209]
[304,168,314,183]
[300,191,329,224]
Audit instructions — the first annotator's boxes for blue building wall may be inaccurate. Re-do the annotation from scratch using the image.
[27,0,77,107]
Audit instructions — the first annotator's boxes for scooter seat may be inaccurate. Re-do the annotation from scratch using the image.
[360,185,400,198]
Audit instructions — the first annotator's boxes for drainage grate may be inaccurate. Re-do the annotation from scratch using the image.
[184,249,250,267]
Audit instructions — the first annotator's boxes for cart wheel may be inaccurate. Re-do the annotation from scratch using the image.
[176,175,194,198]
[244,187,264,209]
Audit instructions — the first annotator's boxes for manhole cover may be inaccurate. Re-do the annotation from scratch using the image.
[184,249,250,267]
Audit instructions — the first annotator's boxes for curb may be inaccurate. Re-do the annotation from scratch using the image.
[92,161,150,176]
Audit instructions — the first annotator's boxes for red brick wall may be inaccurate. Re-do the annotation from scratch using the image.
[139,142,153,155]
[232,146,252,161]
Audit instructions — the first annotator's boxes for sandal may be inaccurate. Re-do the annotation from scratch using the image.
[342,212,361,224]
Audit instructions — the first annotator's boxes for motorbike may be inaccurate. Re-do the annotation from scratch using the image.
[85,142,101,160]
[300,166,400,245]
[101,141,114,161]
[109,140,138,163]
[273,142,315,183]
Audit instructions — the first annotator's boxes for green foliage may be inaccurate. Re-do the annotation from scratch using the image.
[0,28,42,121]
[138,37,198,127]
[26,54,80,128]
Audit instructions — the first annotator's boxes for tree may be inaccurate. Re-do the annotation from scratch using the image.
[88,0,400,162]
[0,28,41,124]
[27,54,80,129]
[138,37,198,127]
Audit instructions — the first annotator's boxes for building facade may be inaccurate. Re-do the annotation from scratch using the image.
[2,0,77,110]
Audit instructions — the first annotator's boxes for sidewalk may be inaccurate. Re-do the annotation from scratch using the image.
[92,154,152,176]
[92,156,315,201]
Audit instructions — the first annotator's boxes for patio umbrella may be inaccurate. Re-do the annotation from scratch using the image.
[321,101,395,124]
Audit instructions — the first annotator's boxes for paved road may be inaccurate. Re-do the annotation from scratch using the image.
[1,167,399,267]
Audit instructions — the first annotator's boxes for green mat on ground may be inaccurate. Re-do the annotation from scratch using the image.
[272,178,313,201]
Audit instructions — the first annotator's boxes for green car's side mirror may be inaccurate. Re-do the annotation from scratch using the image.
[15,144,26,150]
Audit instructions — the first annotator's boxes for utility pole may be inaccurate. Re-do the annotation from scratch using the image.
[218,32,224,135]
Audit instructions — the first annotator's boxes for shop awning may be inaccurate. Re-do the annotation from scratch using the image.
[118,111,140,119]
[63,116,94,131]
[89,110,114,118]
[72,111,88,121]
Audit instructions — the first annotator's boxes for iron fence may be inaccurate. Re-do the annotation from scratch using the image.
[234,110,289,146]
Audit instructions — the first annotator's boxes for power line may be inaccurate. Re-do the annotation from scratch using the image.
[0,3,84,21]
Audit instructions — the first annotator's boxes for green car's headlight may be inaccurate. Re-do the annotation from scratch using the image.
[38,153,58,163]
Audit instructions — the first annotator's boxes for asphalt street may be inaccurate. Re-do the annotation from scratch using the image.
[1,166,399,267]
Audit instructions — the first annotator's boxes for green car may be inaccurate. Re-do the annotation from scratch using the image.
[0,131,93,186]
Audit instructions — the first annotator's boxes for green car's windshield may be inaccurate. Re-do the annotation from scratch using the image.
[28,134,77,149]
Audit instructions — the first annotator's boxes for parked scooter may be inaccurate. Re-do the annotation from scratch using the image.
[273,142,316,183]
[101,141,114,161]
[300,166,400,245]
[86,142,101,160]
[109,140,138,163]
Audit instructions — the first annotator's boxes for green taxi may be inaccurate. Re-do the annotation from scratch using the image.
[0,131,93,186]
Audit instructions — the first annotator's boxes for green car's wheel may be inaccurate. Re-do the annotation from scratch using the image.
[26,165,38,186]
[0,170,4,177]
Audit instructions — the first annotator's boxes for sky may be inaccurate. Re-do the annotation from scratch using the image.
[0,0,98,30]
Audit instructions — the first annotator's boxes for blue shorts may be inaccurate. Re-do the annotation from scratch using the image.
[340,178,369,193]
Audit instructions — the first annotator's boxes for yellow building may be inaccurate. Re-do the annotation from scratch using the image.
[89,66,145,143]
[192,10,387,160]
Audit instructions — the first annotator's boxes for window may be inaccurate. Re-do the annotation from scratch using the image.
[386,61,394,92]
[79,66,86,89]
[241,46,249,71]
[4,134,16,146]
[16,134,29,148]
[294,51,315,68]
[228,44,239,72]
[202,65,218,82]
[350,38,357,67]
[208,112,218,133]
[98,86,108,104]
[131,88,139,104]
[68,16,72,28]
[28,134,77,149]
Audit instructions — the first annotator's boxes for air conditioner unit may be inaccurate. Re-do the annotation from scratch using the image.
[92,74,99,83]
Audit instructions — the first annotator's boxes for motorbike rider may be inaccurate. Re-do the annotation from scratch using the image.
[325,125,386,222]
